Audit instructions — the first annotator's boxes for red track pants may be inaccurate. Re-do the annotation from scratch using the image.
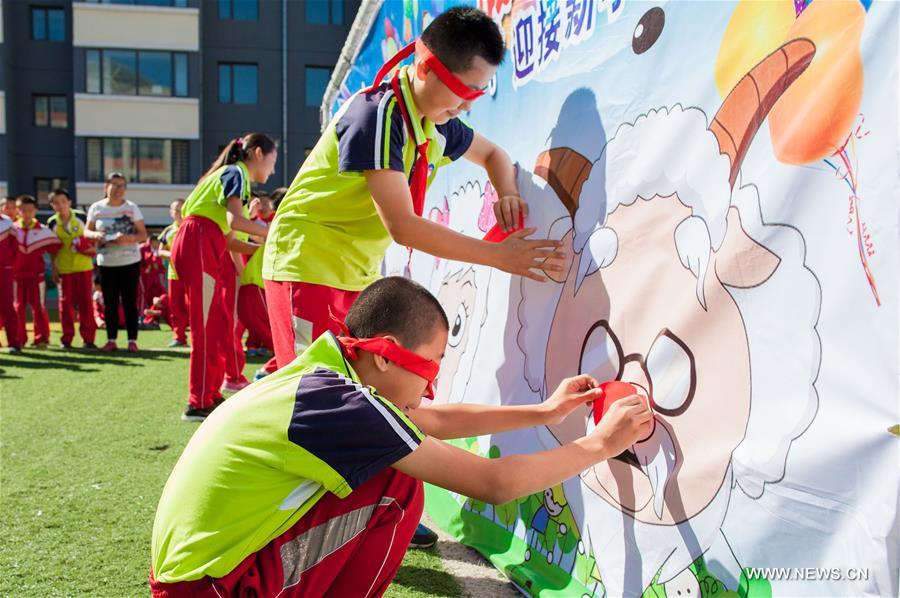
[59,270,96,345]
[150,467,422,597]
[171,216,231,408]
[264,280,360,369]
[237,284,273,353]
[0,267,19,348]
[15,276,50,345]
[167,278,188,344]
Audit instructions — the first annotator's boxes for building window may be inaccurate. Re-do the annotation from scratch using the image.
[218,63,258,104]
[35,178,70,207]
[305,66,332,107]
[305,0,342,24]
[84,0,188,6]
[34,95,68,128]
[86,49,188,97]
[86,138,190,184]
[219,0,257,20]
[32,7,66,41]
[174,53,188,97]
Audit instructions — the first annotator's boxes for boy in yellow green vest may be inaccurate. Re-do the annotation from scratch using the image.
[263,7,563,372]
[49,189,97,349]
[150,277,653,596]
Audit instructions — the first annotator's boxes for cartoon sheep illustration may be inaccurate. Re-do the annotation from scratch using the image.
[516,39,822,596]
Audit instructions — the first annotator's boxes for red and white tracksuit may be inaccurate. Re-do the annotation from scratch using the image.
[0,216,20,348]
[171,216,232,409]
[13,220,60,345]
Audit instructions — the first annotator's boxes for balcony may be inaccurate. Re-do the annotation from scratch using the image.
[74,94,199,139]
[73,2,199,51]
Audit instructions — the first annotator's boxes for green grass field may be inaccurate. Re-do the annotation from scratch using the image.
[0,327,461,597]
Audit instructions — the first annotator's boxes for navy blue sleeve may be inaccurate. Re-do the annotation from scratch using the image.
[287,368,423,491]
[435,117,474,162]
[219,165,245,205]
[335,89,405,174]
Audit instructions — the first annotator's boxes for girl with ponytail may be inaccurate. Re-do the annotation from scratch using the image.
[171,132,278,421]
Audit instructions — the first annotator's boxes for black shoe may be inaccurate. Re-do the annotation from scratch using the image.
[181,406,213,422]
[61,342,72,350]
[83,342,98,350]
[409,523,438,549]
[212,395,226,409]
[8,346,22,354]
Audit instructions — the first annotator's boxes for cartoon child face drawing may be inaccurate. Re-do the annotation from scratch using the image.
[429,181,494,406]
[544,488,564,517]
[435,267,478,404]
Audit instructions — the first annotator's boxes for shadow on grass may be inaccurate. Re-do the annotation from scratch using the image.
[0,348,187,372]
[390,564,460,597]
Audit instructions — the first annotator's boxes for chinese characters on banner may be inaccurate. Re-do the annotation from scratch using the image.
[512,0,624,86]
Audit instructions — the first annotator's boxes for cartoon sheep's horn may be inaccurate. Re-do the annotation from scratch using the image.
[709,38,816,188]
[534,147,592,218]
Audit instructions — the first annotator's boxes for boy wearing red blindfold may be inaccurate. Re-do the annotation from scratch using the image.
[263,7,564,375]
[151,277,653,597]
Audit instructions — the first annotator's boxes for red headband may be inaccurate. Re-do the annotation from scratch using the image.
[367,40,485,101]
[331,309,440,399]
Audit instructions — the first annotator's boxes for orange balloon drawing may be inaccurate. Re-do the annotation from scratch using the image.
[769,0,866,164]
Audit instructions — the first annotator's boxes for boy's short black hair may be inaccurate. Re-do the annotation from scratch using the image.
[421,7,504,73]
[50,188,71,200]
[16,195,37,206]
[345,277,449,350]
[93,272,102,285]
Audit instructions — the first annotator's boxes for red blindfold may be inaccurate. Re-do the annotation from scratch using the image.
[367,40,486,102]
[331,310,440,400]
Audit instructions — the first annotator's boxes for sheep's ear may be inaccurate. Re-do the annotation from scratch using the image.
[714,207,779,288]
[534,148,592,218]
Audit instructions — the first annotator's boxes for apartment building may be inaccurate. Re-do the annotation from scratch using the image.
[2,0,356,225]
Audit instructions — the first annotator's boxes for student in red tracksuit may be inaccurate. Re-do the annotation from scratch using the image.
[13,195,61,348]
[171,133,276,421]
[251,188,286,379]
[236,194,275,359]
[49,189,98,349]
[158,199,188,347]
[148,277,655,596]
[138,236,166,316]
[143,293,172,327]
[0,212,20,352]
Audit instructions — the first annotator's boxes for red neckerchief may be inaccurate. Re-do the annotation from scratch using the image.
[330,308,439,399]
[365,39,485,219]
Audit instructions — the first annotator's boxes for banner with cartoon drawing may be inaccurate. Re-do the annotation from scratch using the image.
[332,1,898,595]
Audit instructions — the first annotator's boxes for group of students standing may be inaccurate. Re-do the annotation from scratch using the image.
[0,182,151,354]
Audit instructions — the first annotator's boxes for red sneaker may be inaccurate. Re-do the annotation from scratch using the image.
[127,341,139,353]
[100,341,118,352]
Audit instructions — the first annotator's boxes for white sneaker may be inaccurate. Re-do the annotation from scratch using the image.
[220,379,250,394]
